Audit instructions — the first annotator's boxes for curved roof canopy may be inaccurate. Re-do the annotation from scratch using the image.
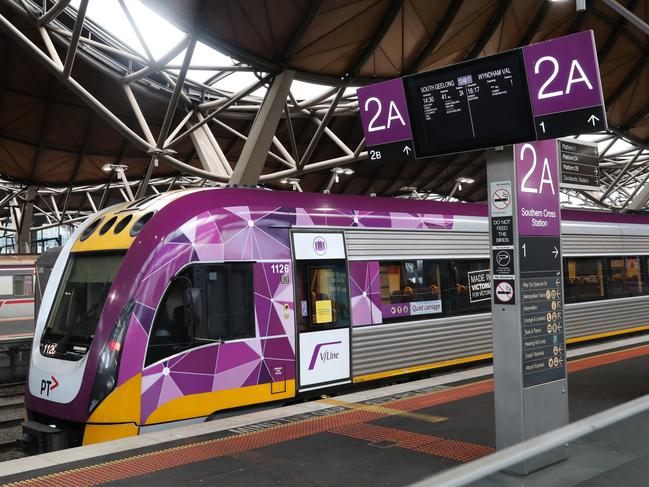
[0,0,648,212]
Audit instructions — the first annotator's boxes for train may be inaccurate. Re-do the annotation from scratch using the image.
[21,188,649,451]
[0,254,36,337]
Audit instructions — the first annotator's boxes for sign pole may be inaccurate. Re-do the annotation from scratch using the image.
[487,142,569,475]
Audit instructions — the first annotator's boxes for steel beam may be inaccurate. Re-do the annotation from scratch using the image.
[38,0,71,26]
[601,0,649,37]
[230,70,295,185]
[62,0,88,78]
[136,35,197,198]
[15,186,36,253]
[298,87,345,169]
[190,114,232,177]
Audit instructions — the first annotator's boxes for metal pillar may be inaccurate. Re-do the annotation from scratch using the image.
[189,114,232,176]
[16,186,36,253]
[230,70,295,185]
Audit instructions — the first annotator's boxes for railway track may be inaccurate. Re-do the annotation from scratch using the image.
[0,381,25,460]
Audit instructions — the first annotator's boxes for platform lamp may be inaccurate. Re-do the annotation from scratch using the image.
[323,167,354,193]
[448,177,475,200]
[279,177,303,192]
[102,163,135,201]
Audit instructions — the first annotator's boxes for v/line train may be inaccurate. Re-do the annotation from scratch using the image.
[22,188,649,450]
[0,254,36,333]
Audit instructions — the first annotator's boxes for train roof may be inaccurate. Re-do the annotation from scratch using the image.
[68,188,649,254]
[0,254,38,265]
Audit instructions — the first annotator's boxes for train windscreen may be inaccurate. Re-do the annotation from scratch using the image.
[41,252,124,359]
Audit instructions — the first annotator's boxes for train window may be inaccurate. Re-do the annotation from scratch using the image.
[147,269,194,365]
[98,216,117,236]
[80,217,102,241]
[204,263,254,340]
[295,260,350,331]
[445,260,491,315]
[607,256,642,298]
[146,263,255,365]
[564,257,605,303]
[42,252,124,357]
[130,212,155,237]
[13,274,33,296]
[378,260,442,320]
[113,215,133,234]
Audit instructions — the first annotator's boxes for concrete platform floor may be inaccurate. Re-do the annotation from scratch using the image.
[3,334,649,486]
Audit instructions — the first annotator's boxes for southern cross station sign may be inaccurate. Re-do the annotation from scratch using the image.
[357,30,606,159]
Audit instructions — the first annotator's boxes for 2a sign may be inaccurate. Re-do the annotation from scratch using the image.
[356,78,413,147]
[516,140,560,237]
[523,30,606,139]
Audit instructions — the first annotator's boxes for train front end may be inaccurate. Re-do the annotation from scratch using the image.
[21,197,164,453]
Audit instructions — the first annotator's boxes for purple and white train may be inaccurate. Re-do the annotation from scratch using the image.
[22,188,649,451]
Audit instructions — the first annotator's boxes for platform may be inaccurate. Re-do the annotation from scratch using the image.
[3,335,649,486]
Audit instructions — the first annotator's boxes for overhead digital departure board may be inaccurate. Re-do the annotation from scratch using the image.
[357,30,607,160]
[403,50,535,158]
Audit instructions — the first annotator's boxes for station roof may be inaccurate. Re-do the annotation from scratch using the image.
[1,0,649,206]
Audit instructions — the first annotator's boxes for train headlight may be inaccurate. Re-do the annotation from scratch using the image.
[88,300,135,413]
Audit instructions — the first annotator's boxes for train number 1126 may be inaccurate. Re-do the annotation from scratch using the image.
[270,264,289,274]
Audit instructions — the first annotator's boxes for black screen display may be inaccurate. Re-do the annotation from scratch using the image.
[403,49,536,157]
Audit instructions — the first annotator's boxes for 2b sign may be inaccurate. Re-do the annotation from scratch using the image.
[356,78,413,147]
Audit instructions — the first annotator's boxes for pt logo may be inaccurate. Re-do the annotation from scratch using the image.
[40,375,59,396]
[308,341,341,370]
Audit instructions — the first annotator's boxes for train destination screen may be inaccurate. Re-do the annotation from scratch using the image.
[403,50,535,158]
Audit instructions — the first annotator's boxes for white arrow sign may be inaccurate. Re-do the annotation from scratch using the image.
[403,145,412,155]
[552,246,559,258]
[588,114,599,126]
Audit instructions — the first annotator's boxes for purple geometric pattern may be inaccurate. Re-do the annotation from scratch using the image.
[254,262,294,338]
[349,261,382,327]
[132,205,295,423]
[112,196,457,423]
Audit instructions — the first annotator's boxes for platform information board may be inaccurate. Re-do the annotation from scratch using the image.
[357,30,606,159]
[515,140,566,388]
[487,142,568,474]
[558,138,599,191]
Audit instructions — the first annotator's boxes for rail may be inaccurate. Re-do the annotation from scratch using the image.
[410,391,649,487]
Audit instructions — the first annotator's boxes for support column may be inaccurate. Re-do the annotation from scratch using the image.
[16,186,36,253]
[189,113,232,177]
[487,143,568,475]
[230,70,295,185]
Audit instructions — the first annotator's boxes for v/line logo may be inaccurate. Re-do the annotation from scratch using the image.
[308,341,342,370]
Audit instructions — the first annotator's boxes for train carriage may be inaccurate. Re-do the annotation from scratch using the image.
[0,254,36,334]
[22,188,649,451]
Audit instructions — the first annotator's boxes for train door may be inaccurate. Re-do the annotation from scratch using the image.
[292,232,351,392]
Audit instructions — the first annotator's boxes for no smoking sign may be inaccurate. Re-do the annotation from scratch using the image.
[490,181,513,217]
[494,279,515,304]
